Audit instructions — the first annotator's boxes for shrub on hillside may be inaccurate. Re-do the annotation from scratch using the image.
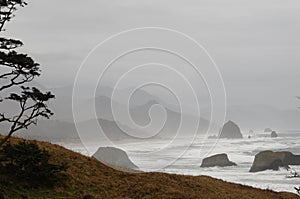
[0,141,67,187]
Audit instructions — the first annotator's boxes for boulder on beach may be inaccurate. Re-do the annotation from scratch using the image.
[93,147,139,170]
[249,151,300,172]
[219,121,243,139]
[264,128,272,132]
[271,131,278,138]
[200,153,237,168]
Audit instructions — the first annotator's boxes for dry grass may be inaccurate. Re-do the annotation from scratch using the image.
[0,136,298,199]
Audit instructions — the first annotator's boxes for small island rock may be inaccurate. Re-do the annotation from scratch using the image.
[93,147,139,170]
[201,154,237,168]
[220,121,243,139]
[250,151,300,172]
[271,131,278,138]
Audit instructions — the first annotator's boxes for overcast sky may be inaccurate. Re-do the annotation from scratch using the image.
[3,0,300,110]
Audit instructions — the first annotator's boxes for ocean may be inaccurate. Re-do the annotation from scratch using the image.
[59,131,300,194]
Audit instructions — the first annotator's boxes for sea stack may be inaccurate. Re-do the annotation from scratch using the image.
[93,147,139,170]
[250,151,300,172]
[200,154,237,168]
[264,128,272,133]
[271,131,278,138]
[219,121,243,139]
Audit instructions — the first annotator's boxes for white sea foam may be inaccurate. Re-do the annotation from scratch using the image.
[61,132,300,194]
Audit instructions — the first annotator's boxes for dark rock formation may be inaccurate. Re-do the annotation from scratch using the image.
[219,121,243,139]
[250,151,300,172]
[264,128,272,132]
[200,154,237,168]
[248,130,253,139]
[271,131,278,138]
[93,147,139,170]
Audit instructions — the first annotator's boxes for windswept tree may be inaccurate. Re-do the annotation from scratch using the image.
[0,0,54,147]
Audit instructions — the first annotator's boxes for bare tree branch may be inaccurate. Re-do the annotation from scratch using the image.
[0,1,54,146]
[0,87,54,147]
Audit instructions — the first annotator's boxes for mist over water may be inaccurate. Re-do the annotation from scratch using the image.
[2,0,299,196]
[62,131,300,193]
